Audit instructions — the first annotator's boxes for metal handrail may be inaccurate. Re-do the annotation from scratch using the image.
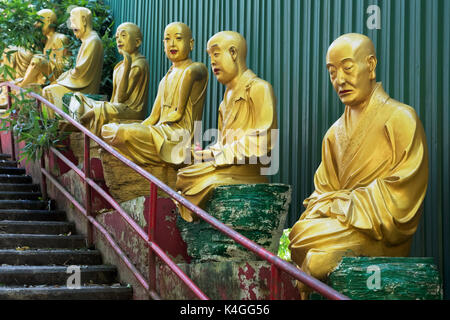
[0,81,349,300]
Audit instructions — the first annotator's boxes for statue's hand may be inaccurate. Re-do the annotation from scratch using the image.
[79,109,94,123]
[123,51,132,68]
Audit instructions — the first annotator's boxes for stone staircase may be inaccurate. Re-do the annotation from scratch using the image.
[0,153,133,300]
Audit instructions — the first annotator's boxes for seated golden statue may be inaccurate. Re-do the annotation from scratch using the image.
[19,9,70,87]
[0,9,69,105]
[67,22,149,136]
[42,7,103,115]
[288,33,429,297]
[101,22,208,166]
[175,31,278,222]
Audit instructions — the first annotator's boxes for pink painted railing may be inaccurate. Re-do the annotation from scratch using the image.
[0,82,349,300]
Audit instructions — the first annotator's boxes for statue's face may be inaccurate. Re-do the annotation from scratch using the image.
[326,41,375,107]
[207,37,239,85]
[163,24,192,63]
[70,12,85,40]
[116,26,140,55]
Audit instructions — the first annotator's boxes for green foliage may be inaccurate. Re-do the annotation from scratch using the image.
[277,228,292,262]
[0,0,43,55]
[0,0,117,97]
[0,0,118,163]
[0,91,70,163]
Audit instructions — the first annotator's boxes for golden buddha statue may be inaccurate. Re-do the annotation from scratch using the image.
[42,7,103,116]
[288,33,429,297]
[19,9,70,87]
[101,22,208,165]
[175,31,278,222]
[67,22,149,136]
[0,9,69,105]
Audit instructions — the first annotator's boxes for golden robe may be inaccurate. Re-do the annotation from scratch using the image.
[73,54,149,136]
[176,69,278,222]
[27,32,69,84]
[101,61,207,166]
[289,83,429,284]
[1,47,33,80]
[43,31,104,110]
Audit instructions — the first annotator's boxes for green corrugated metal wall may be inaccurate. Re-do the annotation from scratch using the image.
[105,0,449,298]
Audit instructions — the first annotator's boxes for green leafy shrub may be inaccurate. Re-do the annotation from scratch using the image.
[0,90,70,163]
[0,0,118,162]
[277,228,292,262]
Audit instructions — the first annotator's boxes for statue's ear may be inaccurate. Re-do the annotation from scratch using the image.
[136,38,142,49]
[367,55,377,80]
[81,15,87,27]
[190,38,194,51]
[229,46,238,61]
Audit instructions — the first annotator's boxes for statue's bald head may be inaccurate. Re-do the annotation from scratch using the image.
[327,33,376,66]
[164,22,192,39]
[207,31,247,64]
[117,22,142,41]
[38,9,57,25]
[70,7,93,28]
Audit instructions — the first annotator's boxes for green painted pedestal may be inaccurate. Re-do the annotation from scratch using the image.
[320,257,443,300]
[177,184,292,262]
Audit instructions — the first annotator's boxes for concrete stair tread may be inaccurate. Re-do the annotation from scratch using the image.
[0,265,118,286]
[0,160,18,167]
[0,184,40,192]
[0,220,75,235]
[0,192,42,200]
[0,175,32,184]
[0,200,52,210]
[0,285,133,300]
[0,209,66,221]
[0,233,86,249]
[0,249,103,266]
[0,167,26,175]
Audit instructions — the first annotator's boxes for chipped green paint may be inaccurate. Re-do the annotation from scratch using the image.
[327,257,443,300]
[177,184,292,262]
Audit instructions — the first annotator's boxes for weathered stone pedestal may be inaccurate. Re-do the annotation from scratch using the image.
[99,150,178,202]
[317,257,443,300]
[177,184,292,262]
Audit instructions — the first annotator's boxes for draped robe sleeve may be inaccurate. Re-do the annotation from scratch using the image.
[57,32,103,92]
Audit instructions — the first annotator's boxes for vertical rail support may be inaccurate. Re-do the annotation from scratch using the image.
[270,264,281,300]
[84,134,93,248]
[6,86,16,161]
[37,99,48,201]
[148,182,158,296]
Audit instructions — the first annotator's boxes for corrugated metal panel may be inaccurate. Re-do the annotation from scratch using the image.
[105,0,449,298]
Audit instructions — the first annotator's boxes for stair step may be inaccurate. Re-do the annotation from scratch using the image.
[0,192,42,200]
[0,175,32,184]
[0,167,26,175]
[0,154,11,161]
[0,221,74,235]
[0,200,50,210]
[0,249,102,266]
[0,184,40,192]
[0,160,17,168]
[0,265,117,286]
[0,210,66,221]
[0,285,133,300]
[0,234,86,249]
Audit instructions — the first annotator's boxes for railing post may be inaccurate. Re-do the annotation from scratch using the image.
[270,264,281,300]
[84,134,93,247]
[6,86,16,161]
[148,182,158,296]
[36,100,48,201]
